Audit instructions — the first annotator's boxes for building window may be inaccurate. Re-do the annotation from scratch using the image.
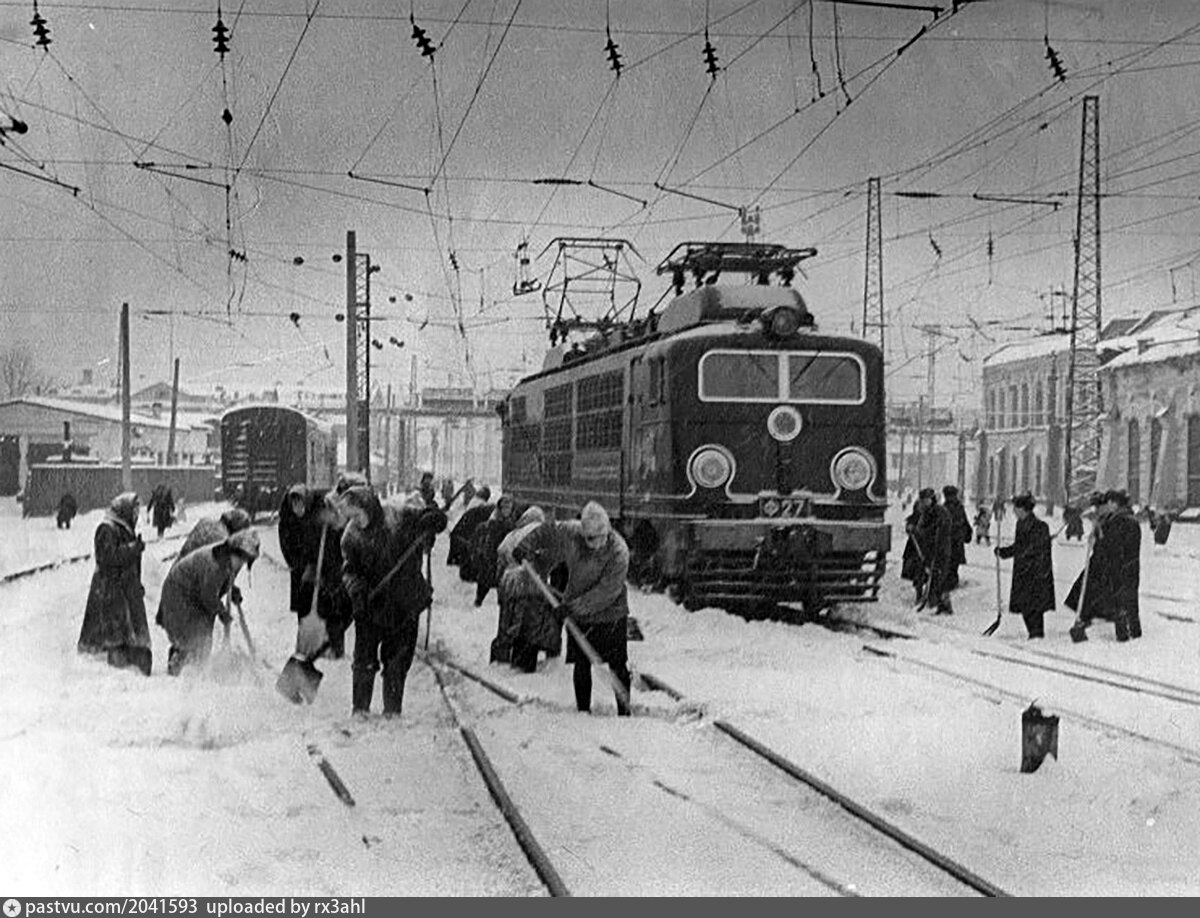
[1035,454,1043,495]
[1150,417,1163,495]
[1035,383,1044,426]
[1047,372,1057,423]
[1009,385,1018,428]
[1021,384,1030,428]
[986,389,995,429]
[1127,418,1141,504]
[997,390,1006,430]
[1187,415,1200,505]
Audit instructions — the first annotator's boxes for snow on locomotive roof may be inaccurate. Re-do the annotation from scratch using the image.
[656,284,811,335]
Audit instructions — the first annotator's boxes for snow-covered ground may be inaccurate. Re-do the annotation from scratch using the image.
[2,497,1199,895]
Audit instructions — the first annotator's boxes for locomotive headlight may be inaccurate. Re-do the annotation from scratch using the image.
[765,306,801,339]
[830,447,875,492]
[766,405,802,442]
[688,445,734,490]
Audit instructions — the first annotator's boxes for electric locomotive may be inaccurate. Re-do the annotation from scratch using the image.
[499,241,891,616]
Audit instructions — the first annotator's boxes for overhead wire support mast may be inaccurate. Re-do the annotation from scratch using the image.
[1064,95,1102,507]
[862,177,885,354]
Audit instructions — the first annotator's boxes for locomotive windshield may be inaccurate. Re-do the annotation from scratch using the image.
[698,350,864,404]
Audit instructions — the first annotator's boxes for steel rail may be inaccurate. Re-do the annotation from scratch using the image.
[969,645,1200,707]
[426,660,570,897]
[862,644,1200,764]
[1001,641,1200,701]
[710,719,1009,897]
[637,668,1009,897]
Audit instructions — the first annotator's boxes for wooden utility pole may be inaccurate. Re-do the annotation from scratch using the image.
[167,357,180,465]
[383,384,392,494]
[120,302,132,491]
[345,230,359,475]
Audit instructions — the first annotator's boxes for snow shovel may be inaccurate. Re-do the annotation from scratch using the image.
[1067,530,1098,643]
[520,559,632,712]
[276,523,331,704]
[983,517,1004,637]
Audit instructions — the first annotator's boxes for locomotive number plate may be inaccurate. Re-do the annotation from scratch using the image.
[759,496,812,519]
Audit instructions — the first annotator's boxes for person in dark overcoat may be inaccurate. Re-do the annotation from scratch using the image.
[899,504,926,602]
[942,485,971,590]
[514,502,632,715]
[341,486,447,717]
[418,471,438,509]
[1102,490,1141,640]
[447,486,494,581]
[973,505,992,545]
[995,493,1055,638]
[157,529,260,674]
[146,484,176,539]
[1150,508,1174,547]
[175,508,252,563]
[913,488,954,614]
[1066,492,1118,642]
[470,493,518,607]
[279,484,351,658]
[56,492,78,530]
[77,492,151,675]
[1063,503,1084,541]
[493,505,553,668]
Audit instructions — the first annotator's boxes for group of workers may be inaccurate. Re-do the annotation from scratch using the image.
[902,484,1143,643]
[75,475,635,719]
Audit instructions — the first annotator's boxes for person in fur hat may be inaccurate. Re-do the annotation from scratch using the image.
[157,529,260,675]
[77,492,151,676]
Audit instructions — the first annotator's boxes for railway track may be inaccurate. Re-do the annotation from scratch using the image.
[0,528,193,586]
[886,611,1200,709]
[408,646,1009,896]
[853,628,1200,766]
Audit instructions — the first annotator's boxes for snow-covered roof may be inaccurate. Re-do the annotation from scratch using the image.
[0,396,208,430]
[982,332,1072,366]
[1104,309,1200,370]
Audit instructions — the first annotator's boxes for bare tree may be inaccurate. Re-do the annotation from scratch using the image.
[0,346,48,399]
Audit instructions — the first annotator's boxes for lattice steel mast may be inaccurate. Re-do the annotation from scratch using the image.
[862,176,885,354]
[1064,95,1102,505]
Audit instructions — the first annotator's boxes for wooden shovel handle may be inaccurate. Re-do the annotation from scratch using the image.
[307,523,328,619]
[520,559,631,710]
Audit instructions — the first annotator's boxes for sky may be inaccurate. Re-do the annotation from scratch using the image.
[3,497,1199,894]
[6,1,1200,412]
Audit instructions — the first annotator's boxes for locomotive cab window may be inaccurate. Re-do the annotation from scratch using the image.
[699,350,864,404]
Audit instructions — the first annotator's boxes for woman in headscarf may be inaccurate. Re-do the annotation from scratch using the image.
[77,492,151,675]
[279,484,350,657]
[493,505,557,670]
[470,493,518,608]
